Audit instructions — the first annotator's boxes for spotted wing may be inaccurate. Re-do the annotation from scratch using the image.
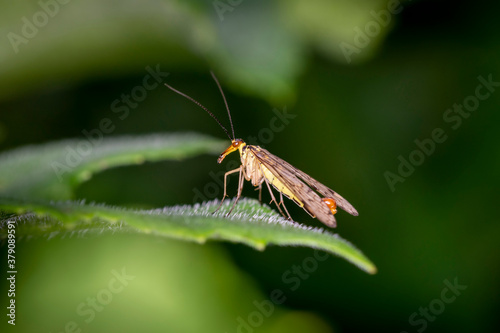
[248,146,357,228]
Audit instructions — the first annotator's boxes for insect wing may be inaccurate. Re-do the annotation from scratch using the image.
[250,146,358,216]
[279,156,359,216]
[248,146,338,227]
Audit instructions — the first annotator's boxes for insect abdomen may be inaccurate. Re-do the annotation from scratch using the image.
[242,146,305,209]
[261,165,304,207]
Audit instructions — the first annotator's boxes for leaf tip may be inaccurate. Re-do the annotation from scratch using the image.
[252,241,267,251]
[195,236,207,244]
[367,265,377,275]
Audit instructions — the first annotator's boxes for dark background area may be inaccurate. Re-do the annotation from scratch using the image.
[1,0,499,332]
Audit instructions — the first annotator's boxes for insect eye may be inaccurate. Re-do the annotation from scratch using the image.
[234,142,239,146]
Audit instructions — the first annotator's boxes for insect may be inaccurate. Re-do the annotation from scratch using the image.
[164,72,358,227]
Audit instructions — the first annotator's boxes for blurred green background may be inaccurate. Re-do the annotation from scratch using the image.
[1,0,499,332]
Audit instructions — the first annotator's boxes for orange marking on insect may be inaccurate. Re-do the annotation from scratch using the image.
[322,198,337,215]
[165,72,359,228]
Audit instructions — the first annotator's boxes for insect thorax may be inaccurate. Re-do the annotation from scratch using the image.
[240,146,263,186]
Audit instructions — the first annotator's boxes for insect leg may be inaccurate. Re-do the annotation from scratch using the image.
[256,184,263,205]
[279,192,293,221]
[262,175,287,218]
[214,167,241,213]
[227,165,245,215]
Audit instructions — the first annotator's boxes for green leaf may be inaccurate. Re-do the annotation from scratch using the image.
[0,133,376,274]
[0,197,377,274]
[211,0,304,104]
[0,133,226,200]
[278,0,393,64]
[0,0,393,104]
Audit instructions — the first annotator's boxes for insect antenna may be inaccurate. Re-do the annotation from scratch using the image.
[210,71,235,140]
[164,81,233,141]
